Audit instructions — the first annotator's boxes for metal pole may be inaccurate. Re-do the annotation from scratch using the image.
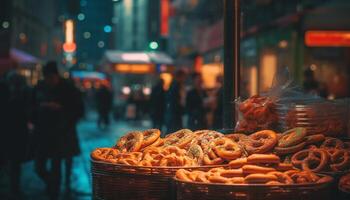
[223,0,240,130]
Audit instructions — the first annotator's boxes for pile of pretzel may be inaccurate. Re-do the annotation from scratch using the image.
[91,129,243,167]
[228,127,350,173]
[176,154,332,185]
[339,173,350,193]
[236,95,278,132]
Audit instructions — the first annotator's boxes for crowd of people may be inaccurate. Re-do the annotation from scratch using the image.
[150,70,223,135]
[0,61,84,200]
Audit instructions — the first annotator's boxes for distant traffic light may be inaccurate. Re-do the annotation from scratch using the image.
[149,41,159,50]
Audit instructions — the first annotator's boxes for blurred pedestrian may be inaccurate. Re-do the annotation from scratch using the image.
[96,84,113,129]
[5,71,31,196]
[186,73,207,130]
[150,78,165,130]
[164,70,186,134]
[32,61,84,199]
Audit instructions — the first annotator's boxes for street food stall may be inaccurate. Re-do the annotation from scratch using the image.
[90,1,350,200]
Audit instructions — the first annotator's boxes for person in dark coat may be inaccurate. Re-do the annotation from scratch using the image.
[96,84,113,129]
[32,61,84,199]
[164,70,186,134]
[186,73,207,130]
[6,71,31,195]
[150,78,165,130]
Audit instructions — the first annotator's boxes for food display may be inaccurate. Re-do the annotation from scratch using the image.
[236,95,278,132]
[176,153,331,185]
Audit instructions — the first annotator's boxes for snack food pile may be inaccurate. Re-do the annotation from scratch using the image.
[91,129,237,167]
[236,95,278,132]
[339,173,350,193]
[176,153,332,185]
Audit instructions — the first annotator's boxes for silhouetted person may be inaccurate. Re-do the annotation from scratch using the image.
[186,73,207,130]
[96,84,113,129]
[33,61,83,199]
[6,71,31,196]
[303,69,319,95]
[164,70,186,134]
[150,79,165,130]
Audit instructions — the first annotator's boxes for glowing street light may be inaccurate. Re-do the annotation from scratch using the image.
[149,41,159,50]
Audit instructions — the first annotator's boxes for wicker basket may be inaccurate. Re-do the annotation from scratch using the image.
[174,176,334,200]
[91,160,224,200]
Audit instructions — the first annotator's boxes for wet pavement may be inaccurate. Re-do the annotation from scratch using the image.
[0,112,151,200]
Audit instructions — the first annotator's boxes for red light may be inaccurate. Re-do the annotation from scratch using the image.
[63,43,76,53]
[305,31,350,47]
[160,0,169,37]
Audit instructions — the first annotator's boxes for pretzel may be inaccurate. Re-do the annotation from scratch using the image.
[229,158,248,169]
[267,171,293,184]
[141,129,161,148]
[290,171,320,184]
[208,175,231,183]
[291,149,329,172]
[212,138,242,160]
[226,133,248,145]
[244,173,278,183]
[278,128,307,148]
[91,148,120,162]
[321,137,345,149]
[203,153,224,165]
[246,154,280,165]
[245,130,277,154]
[274,142,306,156]
[305,134,325,145]
[242,165,276,174]
[329,149,350,172]
[176,169,194,182]
[275,163,294,172]
[187,144,204,165]
[339,173,350,193]
[164,129,195,149]
[194,130,224,152]
[145,137,164,148]
[229,177,245,184]
[116,131,144,152]
[161,145,187,157]
[219,169,244,178]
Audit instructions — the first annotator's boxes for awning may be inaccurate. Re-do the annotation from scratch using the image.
[103,51,173,65]
[10,48,41,64]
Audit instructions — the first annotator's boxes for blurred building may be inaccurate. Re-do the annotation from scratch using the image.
[75,0,114,67]
[113,0,166,52]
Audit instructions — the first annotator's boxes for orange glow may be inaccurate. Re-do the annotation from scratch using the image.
[63,19,76,53]
[63,43,76,53]
[160,73,172,90]
[194,56,203,72]
[260,53,277,91]
[305,31,350,47]
[114,64,154,74]
[249,66,258,96]
[201,63,223,89]
[160,0,169,36]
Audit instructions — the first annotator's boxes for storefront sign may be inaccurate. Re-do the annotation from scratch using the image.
[114,64,154,74]
[305,31,350,47]
[160,0,169,37]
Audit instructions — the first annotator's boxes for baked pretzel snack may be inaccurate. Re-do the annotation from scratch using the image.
[116,131,144,152]
[175,166,330,185]
[278,128,307,148]
[226,133,248,146]
[212,137,242,160]
[305,134,325,145]
[328,149,350,172]
[274,142,306,155]
[321,137,345,149]
[291,149,329,172]
[245,130,278,154]
[91,148,120,162]
[141,129,161,148]
[163,129,196,149]
[339,173,350,193]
